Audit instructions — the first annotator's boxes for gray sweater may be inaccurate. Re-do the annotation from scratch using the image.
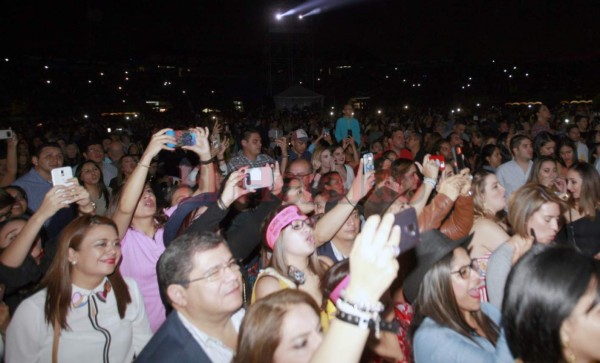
[486,242,514,309]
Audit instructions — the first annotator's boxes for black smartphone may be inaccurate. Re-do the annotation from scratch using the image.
[347,130,352,137]
[394,207,420,255]
[452,146,465,174]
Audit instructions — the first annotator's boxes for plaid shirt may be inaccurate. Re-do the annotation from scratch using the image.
[226,150,275,174]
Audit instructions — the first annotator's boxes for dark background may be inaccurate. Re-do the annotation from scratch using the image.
[3,0,599,62]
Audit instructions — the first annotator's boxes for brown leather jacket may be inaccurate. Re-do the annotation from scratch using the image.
[418,194,474,240]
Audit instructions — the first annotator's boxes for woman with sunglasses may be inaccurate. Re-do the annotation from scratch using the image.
[252,205,332,326]
[404,230,513,363]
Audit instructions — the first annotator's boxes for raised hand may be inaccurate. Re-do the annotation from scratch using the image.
[182,127,211,160]
[219,168,254,207]
[142,128,176,161]
[346,213,400,305]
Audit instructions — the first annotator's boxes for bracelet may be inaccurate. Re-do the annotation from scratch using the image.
[335,310,398,339]
[80,201,96,215]
[199,158,215,165]
[423,177,437,188]
[216,197,227,211]
[338,292,385,314]
[138,162,150,168]
[344,194,357,208]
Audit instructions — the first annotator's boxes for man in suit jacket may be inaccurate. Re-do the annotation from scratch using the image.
[136,232,245,363]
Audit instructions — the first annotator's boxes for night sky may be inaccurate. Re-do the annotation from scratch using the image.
[2,0,600,62]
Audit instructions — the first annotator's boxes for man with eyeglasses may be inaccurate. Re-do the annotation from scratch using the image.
[137,231,244,363]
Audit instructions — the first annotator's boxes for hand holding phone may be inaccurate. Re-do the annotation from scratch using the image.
[362,153,375,174]
[0,130,13,140]
[430,155,446,171]
[166,130,197,148]
[243,166,274,190]
[451,147,465,174]
[394,207,420,255]
[52,167,74,187]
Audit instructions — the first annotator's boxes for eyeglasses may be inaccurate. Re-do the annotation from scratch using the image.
[287,219,313,231]
[180,259,241,284]
[451,259,479,280]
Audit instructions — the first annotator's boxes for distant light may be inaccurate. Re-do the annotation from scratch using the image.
[385,75,389,79]
[412,83,416,87]
[330,111,334,116]
[417,83,421,87]
[457,108,461,112]
[462,86,465,89]
[125,116,130,120]
[125,71,129,74]
[492,60,495,63]
[403,79,406,82]
[331,106,335,110]
[182,90,186,94]
[564,118,570,123]
[394,67,398,70]
[100,72,104,76]
[44,65,49,69]
[298,14,303,20]
[299,81,303,85]
[476,103,481,107]
[468,77,472,81]
[503,69,507,73]
[88,80,92,84]
[134,114,139,118]
[211,90,215,94]
[317,78,320,81]
[46,80,51,84]
[528,105,532,108]
[404,105,409,110]
[4,58,8,62]
[122,99,126,103]
[513,66,517,70]
[451,110,455,114]
[118,86,122,90]
[377,110,382,114]
[212,116,216,120]
[508,74,513,78]
[467,84,470,87]
[525,73,529,77]
[125,77,129,81]
[83,114,89,119]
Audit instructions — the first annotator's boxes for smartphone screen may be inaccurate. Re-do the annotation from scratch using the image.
[244,166,274,190]
[167,130,196,147]
[394,207,420,255]
[452,147,465,174]
[362,153,375,174]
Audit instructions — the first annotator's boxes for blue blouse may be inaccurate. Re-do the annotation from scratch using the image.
[413,303,513,363]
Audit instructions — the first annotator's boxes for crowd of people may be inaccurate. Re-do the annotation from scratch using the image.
[0,100,599,363]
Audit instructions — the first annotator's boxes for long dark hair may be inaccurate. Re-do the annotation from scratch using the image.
[410,248,500,346]
[503,244,600,363]
[43,215,131,330]
[75,160,110,207]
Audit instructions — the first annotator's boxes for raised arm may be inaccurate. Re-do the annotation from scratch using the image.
[182,127,215,195]
[112,129,175,239]
[409,155,439,215]
[313,159,374,245]
[310,214,400,363]
[0,185,69,267]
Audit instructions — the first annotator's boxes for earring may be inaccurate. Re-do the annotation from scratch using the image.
[71,260,77,266]
[561,334,577,363]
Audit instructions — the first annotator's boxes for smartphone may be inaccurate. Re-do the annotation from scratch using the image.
[347,130,352,137]
[51,167,74,186]
[394,207,420,255]
[323,128,330,137]
[430,155,445,171]
[362,152,375,174]
[452,146,465,174]
[0,130,13,140]
[244,166,274,190]
[166,130,197,148]
[211,134,220,149]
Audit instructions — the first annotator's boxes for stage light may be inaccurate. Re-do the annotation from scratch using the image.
[377,110,382,115]
[83,114,89,119]
[404,105,409,110]
[275,13,282,20]
[298,14,304,20]
[456,108,461,112]
[476,103,481,107]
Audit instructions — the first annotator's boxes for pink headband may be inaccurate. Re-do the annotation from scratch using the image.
[329,275,350,303]
[266,206,306,249]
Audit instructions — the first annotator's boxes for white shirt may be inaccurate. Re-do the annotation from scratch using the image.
[177,309,245,363]
[6,278,152,363]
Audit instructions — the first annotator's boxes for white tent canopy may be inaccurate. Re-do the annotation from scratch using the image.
[274,85,324,110]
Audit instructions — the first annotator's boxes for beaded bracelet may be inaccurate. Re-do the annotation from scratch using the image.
[339,291,385,313]
[335,310,399,339]
[423,177,437,188]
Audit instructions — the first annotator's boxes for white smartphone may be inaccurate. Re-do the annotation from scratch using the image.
[0,130,13,140]
[243,166,274,190]
[51,167,74,186]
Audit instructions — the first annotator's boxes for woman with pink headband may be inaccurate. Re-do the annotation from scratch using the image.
[252,204,334,327]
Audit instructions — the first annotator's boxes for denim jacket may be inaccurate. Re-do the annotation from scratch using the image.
[413,303,513,363]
